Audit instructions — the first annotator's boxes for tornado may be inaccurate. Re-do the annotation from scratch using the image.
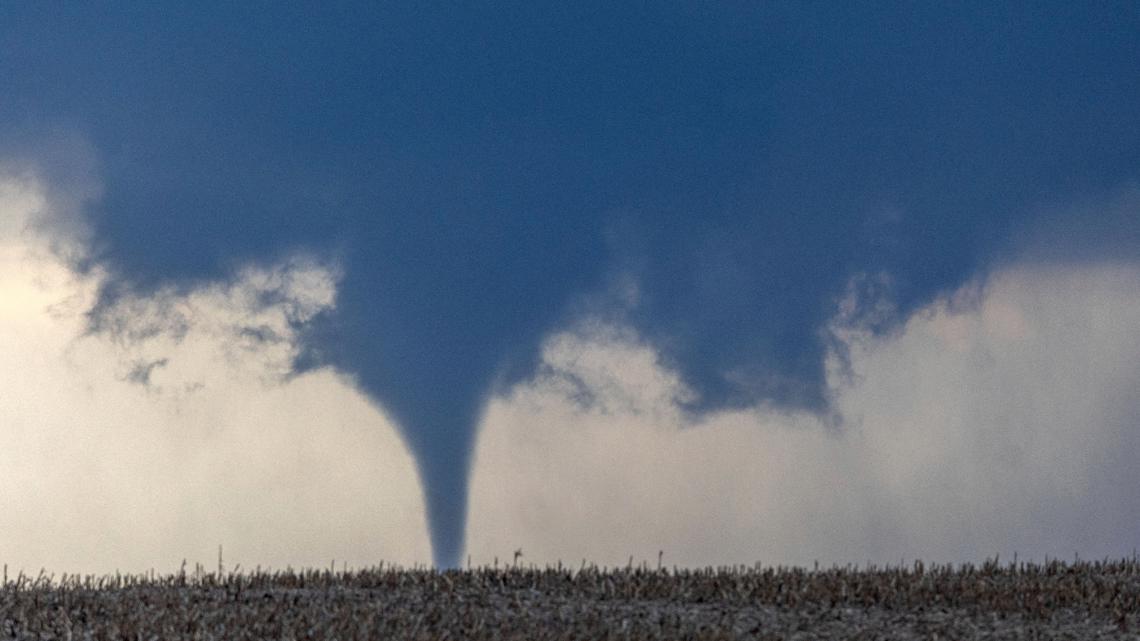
[5,2,1137,570]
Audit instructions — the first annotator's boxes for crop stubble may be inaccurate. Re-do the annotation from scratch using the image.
[1,557,1138,639]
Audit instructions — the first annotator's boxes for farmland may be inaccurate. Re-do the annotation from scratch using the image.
[2,557,1138,639]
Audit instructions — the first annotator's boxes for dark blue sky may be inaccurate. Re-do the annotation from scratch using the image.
[3,2,1138,567]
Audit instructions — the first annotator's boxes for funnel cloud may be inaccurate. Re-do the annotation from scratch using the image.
[2,4,1139,567]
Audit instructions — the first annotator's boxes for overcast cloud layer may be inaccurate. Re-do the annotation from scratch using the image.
[0,169,429,575]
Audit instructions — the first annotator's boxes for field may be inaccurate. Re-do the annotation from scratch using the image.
[2,557,1138,639]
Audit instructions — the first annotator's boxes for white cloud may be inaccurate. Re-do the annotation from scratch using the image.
[9,156,1138,574]
[0,168,430,575]
[469,263,1140,568]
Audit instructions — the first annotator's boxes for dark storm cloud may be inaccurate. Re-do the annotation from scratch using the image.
[1005,186,1140,266]
[3,2,1138,566]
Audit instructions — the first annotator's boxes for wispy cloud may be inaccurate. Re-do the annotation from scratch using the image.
[7,159,1139,573]
[469,262,1140,568]
[0,168,429,575]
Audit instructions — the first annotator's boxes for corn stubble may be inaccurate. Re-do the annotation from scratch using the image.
[1,557,1138,639]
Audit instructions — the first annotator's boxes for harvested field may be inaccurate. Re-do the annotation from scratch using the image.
[2,557,1138,639]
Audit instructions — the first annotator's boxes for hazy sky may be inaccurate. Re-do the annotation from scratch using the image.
[1,4,1138,571]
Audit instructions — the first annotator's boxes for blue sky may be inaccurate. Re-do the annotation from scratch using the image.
[2,3,1138,569]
